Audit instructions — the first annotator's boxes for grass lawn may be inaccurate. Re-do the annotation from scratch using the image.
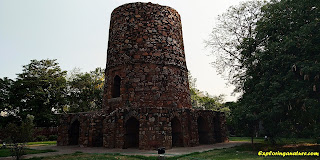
[173,143,320,160]
[4,138,318,159]
[26,143,320,160]
[0,148,56,157]
[229,137,317,144]
[27,141,57,146]
[0,141,57,148]
[27,152,158,160]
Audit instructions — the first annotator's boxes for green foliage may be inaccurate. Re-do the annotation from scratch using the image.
[4,115,34,144]
[0,77,14,114]
[10,59,67,127]
[0,59,105,127]
[206,0,266,90]
[66,67,104,112]
[211,0,320,140]
[48,135,58,141]
[35,135,48,142]
[3,115,35,160]
[188,72,229,112]
[239,0,320,139]
[10,143,25,160]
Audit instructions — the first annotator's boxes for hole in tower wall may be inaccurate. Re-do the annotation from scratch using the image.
[112,75,121,98]
[197,116,209,144]
[69,120,80,145]
[124,117,139,148]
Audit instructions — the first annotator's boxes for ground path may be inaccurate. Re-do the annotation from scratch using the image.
[2,141,249,159]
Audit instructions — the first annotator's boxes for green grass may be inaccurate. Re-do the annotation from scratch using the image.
[9,138,319,160]
[26,141,57,146]
[229,137,317,144]
[0,141,57,148]
[0,148,56,157]
[229,137,265,143]
[170,143,320,160]
[27,152,158,160]
[25,143,320,160]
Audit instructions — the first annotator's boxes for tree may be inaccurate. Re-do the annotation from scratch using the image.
[4,114,34,160]
[206,0,266,91]
[188,72,229,112]
[209,0,320,141]
[228,0,320,140]
[66,67,104,112]
[10,59,67,127]
[0,77,14,114]
[244,0,320,139]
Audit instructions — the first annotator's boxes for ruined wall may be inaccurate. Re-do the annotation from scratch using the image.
[103,107,222,149]
[103,2,191,113]
[57,112,104,147]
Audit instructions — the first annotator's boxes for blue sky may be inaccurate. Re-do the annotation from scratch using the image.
[0,0,244,101]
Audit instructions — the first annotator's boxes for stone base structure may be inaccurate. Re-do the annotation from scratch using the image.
[58,108,228,149]
[57,2,228,149]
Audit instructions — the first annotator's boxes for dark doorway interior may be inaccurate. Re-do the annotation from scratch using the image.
[92,132,103,147]
[69,120,80,145]
[124,117,139,148]
[197,116,209,144]
[171,117,183,147]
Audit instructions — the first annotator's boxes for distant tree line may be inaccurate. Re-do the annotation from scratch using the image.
[188,72,229,112]
[0,59,104,128]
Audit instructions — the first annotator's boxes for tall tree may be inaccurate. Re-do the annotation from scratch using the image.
[11,59,67,127]
[66,67,104,112]
[0,77,13,114]
[209,0,320,140]
[206,0,266,91]
[243,0,320,139]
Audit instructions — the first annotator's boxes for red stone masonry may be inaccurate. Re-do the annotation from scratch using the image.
[103,2,191,112]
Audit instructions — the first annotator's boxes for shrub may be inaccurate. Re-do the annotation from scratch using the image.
[48,135,57,141]
[35,135,47,142]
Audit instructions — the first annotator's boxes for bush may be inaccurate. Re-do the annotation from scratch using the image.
[35,135,47,142]
[10,143,25,160]
[48,135,57,141]
[316,137,320,144]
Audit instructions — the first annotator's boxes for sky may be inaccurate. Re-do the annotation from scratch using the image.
[0,0,244,102]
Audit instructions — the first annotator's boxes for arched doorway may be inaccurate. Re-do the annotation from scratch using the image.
[124,117,139,148]
[69,120,80,145]
[171,117,183,147]
[197,116,209,144]
[112,75,121,98]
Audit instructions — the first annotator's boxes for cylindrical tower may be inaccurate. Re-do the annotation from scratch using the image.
[103,2,191,112]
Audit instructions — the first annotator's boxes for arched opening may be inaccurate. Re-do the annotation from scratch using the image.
[197,116,209,144]
[112,75,121,98]
[69,120,80,145]
[124,117,139,148]
[171,117,183,147]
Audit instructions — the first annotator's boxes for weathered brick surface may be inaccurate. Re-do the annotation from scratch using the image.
[103,2,191,113]
[57,2,228,150]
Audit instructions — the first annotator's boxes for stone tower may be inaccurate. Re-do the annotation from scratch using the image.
[57,2,228,150]
[103,2,191,113]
